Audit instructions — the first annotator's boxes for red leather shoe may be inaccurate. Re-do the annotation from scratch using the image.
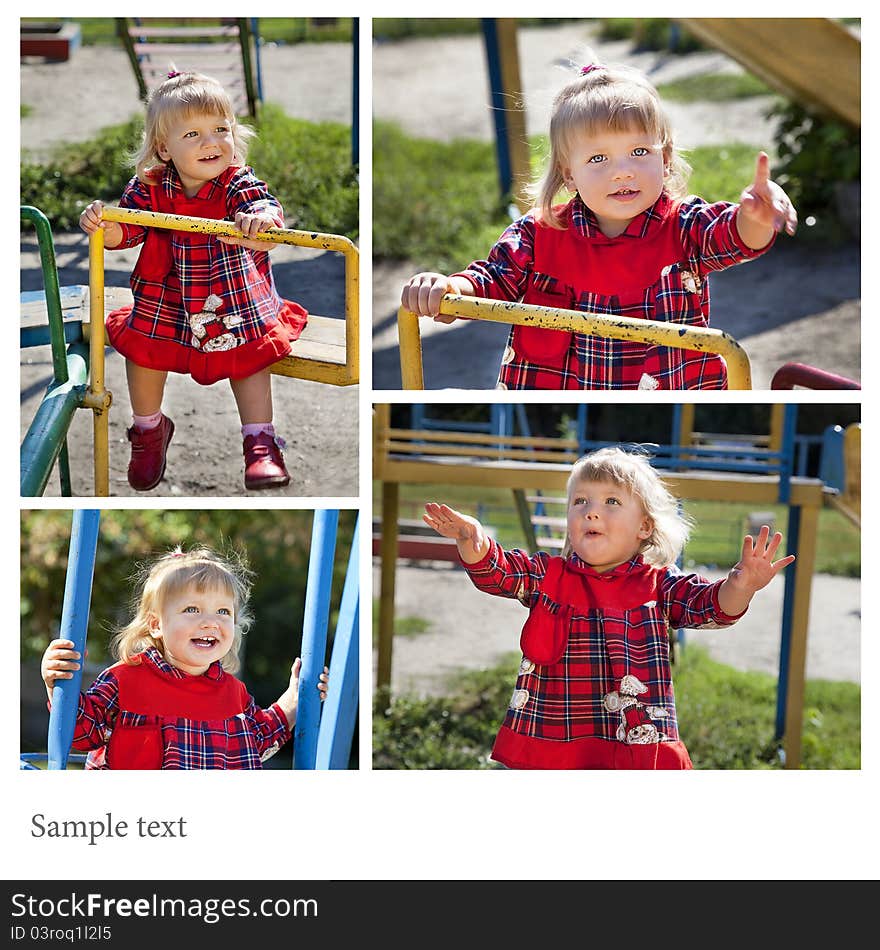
[243,431,290,490]
[126,414,174,491]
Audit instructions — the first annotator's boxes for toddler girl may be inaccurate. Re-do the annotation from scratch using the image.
[79,71,308,490]
[40,547,328,770]
[402,60,797,390]
[423,447,795,769]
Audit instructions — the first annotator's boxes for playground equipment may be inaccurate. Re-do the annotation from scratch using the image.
[373,403,844,770]
[397,295,754,390]
[20,205,359,497]
[677,18,860,128]
[117,18,262,118]
[20,20,82,61]
[20,509,359,771]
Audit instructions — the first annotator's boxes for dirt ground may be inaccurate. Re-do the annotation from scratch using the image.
[371,22,861,390]
[20,40,358,498]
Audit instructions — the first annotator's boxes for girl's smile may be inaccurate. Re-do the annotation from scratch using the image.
[561,126,665,237]
[157,112,236,197]
[149,585,236,675]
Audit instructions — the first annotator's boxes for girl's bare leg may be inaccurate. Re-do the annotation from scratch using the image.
[126,360,168,416]
[229,369,273,424]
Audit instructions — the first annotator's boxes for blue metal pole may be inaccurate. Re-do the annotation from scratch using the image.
[481,18,512,198]
[315,516,360,770]
[293,509,339,769]
[775,504,802,743]
[778,404,798,504]
[352,17,359,166]
[47,509,100,770]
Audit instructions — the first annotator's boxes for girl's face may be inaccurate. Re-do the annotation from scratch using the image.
[149,583,236,676]
[561,126,666,237]
[567,477,653,572]
[157,111,236,197]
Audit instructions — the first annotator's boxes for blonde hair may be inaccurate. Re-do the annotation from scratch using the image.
[529,61,691,228]
[111,546,254,673]
[563,446,691,566]
[133,71,255,182]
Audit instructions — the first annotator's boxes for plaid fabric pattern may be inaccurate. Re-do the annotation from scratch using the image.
[464,541,741,747]
[114,165,285,347]
[455,193,772,390]
[72,648,289,770]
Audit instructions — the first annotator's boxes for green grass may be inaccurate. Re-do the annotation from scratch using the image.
[22,17,353,45]
[374,482,860,577]
[372,645,860,770]
[371,600,430,645]
[20,104,357,238]
[656,73,773,103]
[372,19,576,41]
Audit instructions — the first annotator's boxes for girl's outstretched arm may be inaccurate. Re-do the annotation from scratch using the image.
[40,638,82,702]
[717,524,796,616]
[736,152,798,248]
[275,657,329,729]
[401,273,476,323]
[423,502,490,563]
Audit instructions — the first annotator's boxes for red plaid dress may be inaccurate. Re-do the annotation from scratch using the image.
[67,648,290,770]
[105,164,307,385]
[453,193,773,390]
[463,540,745,769]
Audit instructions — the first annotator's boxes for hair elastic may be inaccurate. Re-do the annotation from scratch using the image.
[580,64,606,76]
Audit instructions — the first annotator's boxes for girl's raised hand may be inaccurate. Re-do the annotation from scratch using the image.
[41,638,82,695]
[739,152,798,237]
[726,525,796,594]
[423,502,488,559]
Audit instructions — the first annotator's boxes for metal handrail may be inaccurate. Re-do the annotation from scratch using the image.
[98,206,359,385]
[398,294,752,390]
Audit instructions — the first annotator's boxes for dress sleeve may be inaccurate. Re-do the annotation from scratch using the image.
[113,176,152,249]
[66,667,120,751]
[242,694,291,761]
[659,565,747,629]
[461,537,550,607]
[452,213,537,301]
[677,195,775,273]
[224,166,284,226]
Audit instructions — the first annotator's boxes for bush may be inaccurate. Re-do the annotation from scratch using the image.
[767,100,860,240]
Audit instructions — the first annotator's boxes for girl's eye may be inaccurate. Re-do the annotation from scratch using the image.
[605,497,621,506]
[572,497,587,506]
[632,147,649,157]
[218,608,232,616]
[587,154,606,164]
[182,605,199,613]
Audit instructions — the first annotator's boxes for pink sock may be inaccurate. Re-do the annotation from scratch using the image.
[241,423,275,438]
[132,411,163,431]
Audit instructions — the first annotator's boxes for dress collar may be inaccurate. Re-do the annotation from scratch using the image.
[142,645,225,681]
[156,163,239,200]
[566,552,646,579]
[568,191,672,242]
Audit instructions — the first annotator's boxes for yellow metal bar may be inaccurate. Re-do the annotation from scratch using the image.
[398,295,752,390]
[783,501,819,770]
[101,207,359,385]
[769,404,785,453]
[88,229,111,497]
[386,441,578,464]
[390,427,580,450]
